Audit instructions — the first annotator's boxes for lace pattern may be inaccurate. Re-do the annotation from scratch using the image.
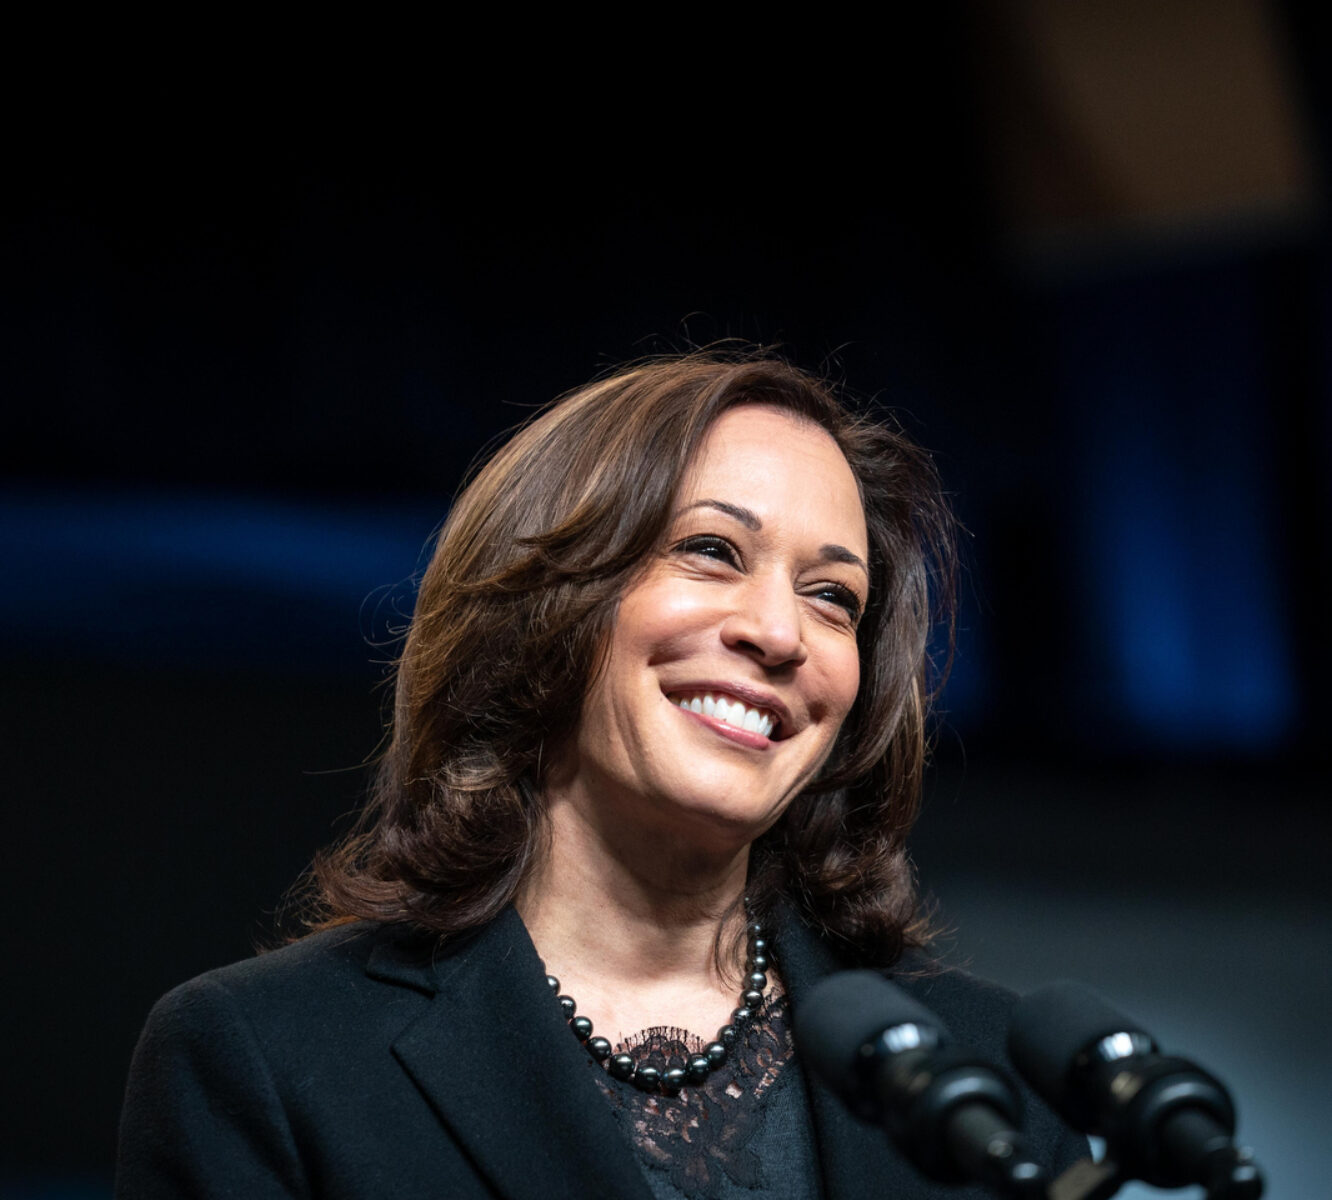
[590,992,799,1199]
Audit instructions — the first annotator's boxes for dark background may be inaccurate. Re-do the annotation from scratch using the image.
[4,4,1329,1196]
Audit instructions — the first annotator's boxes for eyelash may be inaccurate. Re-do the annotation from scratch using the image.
[815,582,864,625]
[675,534,740,566]
[672,535,864,625]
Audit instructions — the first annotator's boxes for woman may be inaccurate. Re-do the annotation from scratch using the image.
[117,354,1079,1199]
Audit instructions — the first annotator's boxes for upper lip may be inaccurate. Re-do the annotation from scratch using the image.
[665,680,796,739]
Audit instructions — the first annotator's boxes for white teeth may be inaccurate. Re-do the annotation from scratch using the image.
[673,691,779,739]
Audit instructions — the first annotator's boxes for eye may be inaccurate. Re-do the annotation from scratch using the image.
[673,534,742,568]
[811,582,863,626]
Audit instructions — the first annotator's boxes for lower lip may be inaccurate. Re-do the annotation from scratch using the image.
[674,704,773,749]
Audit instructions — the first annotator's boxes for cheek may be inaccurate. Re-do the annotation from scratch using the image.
[824,642,862,723]
[615,582,715,658]
[831,636,863,703]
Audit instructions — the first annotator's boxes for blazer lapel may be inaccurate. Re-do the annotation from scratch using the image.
[775,906,932,1200]
[371,909,654,1200]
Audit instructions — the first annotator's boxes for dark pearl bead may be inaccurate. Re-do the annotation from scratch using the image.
[558,995,576,1019]
[742,989,763,1010]
[587,1036,612,1061]
[662,1067,686,1093]
[546,974,560,992]
[686,1055,711,1083]
[570,1016,593,1041]
[634,1066,661,1092]
[608,1053,636,1080]
[705,1041,727,1067]
[752,937,768,955]
[732,1007,752,1024]
[717,1024,737,1047]
[748,953,768,972]
[747,921,763,938]
[746,971,767,991]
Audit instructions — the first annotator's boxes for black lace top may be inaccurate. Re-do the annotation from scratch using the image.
[590,993,824,1200]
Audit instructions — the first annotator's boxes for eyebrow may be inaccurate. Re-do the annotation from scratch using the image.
[684,498,761,530]
[681,499,870,578]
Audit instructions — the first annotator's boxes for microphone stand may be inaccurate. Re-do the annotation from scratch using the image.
[1042,1145,1263,1200]
[1045,1157,1123,1200]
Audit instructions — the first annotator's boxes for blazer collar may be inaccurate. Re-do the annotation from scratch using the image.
[773,904,934,1200]
[371,908,654,1200]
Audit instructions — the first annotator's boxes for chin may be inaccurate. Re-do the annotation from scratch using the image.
[647,780,793,850]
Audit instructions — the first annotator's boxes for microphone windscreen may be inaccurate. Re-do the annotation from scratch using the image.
[795,970,945,1102]
[1008,981,1145,1109]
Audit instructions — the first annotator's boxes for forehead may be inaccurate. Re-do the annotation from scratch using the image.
[681,405,868,555]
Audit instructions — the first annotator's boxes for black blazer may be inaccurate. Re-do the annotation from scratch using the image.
[117,906,1082,1198]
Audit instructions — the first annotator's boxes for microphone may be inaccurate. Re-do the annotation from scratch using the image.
[1008,981,1263,1199]
[796,970,1050,1197]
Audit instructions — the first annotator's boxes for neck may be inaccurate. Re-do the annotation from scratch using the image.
[518,791,751,989]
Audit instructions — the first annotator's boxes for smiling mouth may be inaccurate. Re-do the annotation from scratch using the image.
[668,691,781,739]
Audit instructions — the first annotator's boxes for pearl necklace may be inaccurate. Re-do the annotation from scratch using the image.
[545,916,769,1095]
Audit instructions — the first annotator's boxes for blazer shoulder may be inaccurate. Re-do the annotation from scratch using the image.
[170,923,379,999]
[120,923,459,1199]
[144,922,440,1045]
[887,953,1018,1059]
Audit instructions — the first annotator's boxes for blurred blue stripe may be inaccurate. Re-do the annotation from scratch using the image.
[0,487,440,672]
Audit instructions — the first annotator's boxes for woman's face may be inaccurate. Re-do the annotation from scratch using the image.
[559,404,869,852]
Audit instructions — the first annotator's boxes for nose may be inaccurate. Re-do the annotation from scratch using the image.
[720,572,807,669]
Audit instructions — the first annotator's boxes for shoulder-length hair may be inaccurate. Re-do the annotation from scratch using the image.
[308,353,956,966]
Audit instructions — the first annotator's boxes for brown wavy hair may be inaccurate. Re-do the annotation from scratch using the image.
[306,352,956,966]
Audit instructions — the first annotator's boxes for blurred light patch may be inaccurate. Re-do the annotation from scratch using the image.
[0,487,441,674]
[1060,266,1296,752]
[932,611,989,735]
